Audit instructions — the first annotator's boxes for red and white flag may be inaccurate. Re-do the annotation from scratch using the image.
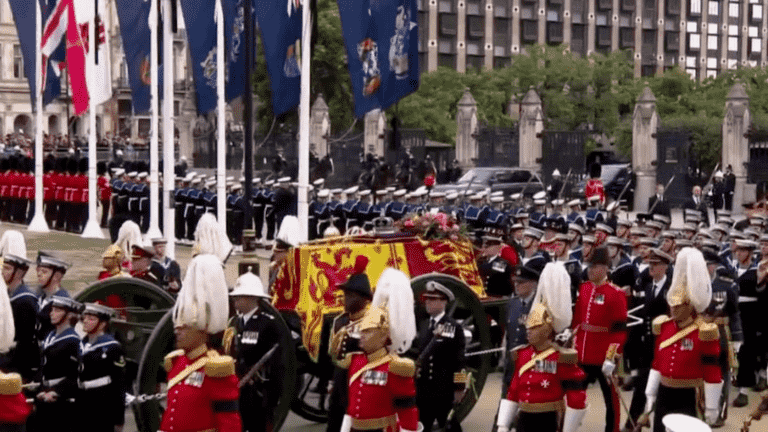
[73,0,112,107]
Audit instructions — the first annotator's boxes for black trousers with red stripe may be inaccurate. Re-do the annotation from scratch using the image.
[581,364,621,432]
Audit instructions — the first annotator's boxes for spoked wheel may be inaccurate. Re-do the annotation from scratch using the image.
[75,278,175,384]
[411,273,493,423]
[133,300,298,432]
[286,312,335,423]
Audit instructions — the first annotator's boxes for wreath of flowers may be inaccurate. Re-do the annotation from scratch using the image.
[395,212,470,241]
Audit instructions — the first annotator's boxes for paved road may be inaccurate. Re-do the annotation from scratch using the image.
[3,222,767,432]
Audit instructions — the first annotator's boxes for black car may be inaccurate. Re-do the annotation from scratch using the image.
[432,167,545,200]
[572,164,635,209]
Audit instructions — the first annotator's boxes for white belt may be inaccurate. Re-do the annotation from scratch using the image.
[79,376,111,390]
[739,296,758,303]
[43,377,65,387]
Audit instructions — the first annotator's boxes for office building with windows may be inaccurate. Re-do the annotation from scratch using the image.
[417,0,768,79]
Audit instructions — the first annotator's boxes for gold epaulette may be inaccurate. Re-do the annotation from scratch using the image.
[0,373,21,395]
[336,353,352,370]
[510,345,526,363]
[205,354,236,377]
[222,326,236,356]
[652,315,671,336]
[698,320,720,342]
[388,355,415,378]
[557,348,578,365]
[164,349,185,372]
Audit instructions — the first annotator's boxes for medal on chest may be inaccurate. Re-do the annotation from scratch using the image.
[361,370,388,386]
[534,359,558,374]
[593,293,605,305]
[438,324,455,338]
[241,331,259,345]
[184,371,205,387]
[492,260,507,273]
[681,338,694,351]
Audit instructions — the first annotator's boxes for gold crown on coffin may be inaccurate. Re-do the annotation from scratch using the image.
[525,303,553,329]
[359,306,389,332]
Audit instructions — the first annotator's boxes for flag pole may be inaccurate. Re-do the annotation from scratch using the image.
[162,0,175,258]
[82,0,104,238]
[297,0,311,243]
[29,0,49,233]
[146,0,162,239]
[242,0,253,233]
[215,0,226,233]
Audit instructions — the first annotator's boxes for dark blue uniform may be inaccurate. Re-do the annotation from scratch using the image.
[77,334,126,431]
[187,188,202,240]
[252,187,266,241]
[175,186,188,240]
[7,284,40,381]
[30,328,81,432]
[136,183,149,232]
[36,289,71,342]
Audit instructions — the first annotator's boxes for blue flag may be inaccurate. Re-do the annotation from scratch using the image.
[337,0,419,118]
[179,0,217,114]
[253,0,302,115]
[114,0,163,115]
[9,0,62,107]
[222,0,248,102]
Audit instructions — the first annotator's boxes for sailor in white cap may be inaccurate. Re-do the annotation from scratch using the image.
[35,251,73,340]
[226,272,282,432]
[77,303,126,431]
[30,295,82,431]
[638,248,722,431]
[342,186,361,231]
[161,255,242,432]
[3,251,37,381]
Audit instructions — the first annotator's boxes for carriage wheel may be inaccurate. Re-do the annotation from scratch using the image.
[411,273,493,423]
[75,278,176,382]
[286,312,335,423]
[133,300,297,432]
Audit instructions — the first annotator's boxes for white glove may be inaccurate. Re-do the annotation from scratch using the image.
[555,328,573,346]
[497,399,519,430]
[601,359,616,377]
[644,397,655,414]
[732,341,742,354]
[705,408,719,424]
[644,369,661,412]
[340,414,352,432]
[562,406,588,432]
[497,428,509,432]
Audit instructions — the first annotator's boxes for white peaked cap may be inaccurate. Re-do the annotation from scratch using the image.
[174,254,230,333]
[373,268,416,354]
[552,169,561,176]
[276,216,301,247]
[193,214,234,264]
[530,262,573,333]
[533,191,546,200]
[0,230,26,259]
[230,272,270,298]
[667,247,712,313]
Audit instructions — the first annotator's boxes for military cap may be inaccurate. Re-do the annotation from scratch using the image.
[605,236,625,247]
[647,248,673,265]
[231,184,242,191]
[131,244,155,259]
[617,219,632,228]
[567,199,582,207]
[393,189,406,198]
[445,192,459,200]
[568,223,585,235]
[699,238,720,250]
[317,189,330,198]
[660,230,676,239]
[653,214,671,226]
[710,224,728,234]
[645,221,664,231]
[582,235,597,244]
[628,227,647,237]
[337,273,373,300]
[4,254,32,268]
[636,237,656,246]
[523,227,544,240]
[734,239,758,249]
[675,239,693,248]
[701,247,721,264]
[82,303,115,320]
[422,281,455,302]
[50,296,82,313]
[682,222,698,232]
[101,244,124,260]
[513,264,541,281]
[595,223,614,235]
[37,251,71,272]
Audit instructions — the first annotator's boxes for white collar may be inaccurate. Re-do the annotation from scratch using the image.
[242,306,259,324]
[653,275,666,288]
[430,311,445,324]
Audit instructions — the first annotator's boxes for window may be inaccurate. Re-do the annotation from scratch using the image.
[596,14,608,25]
[708,57,718,68]
[687,21,698,32]
[439,38,453,53]
[548,22,564,43]
[521,6,534,19]
[467,1,481,15]
[706,69,717,78]
[708,1,719,15]
[728,36,738,51]
[438,1,452,13]
[690,0,701,14]
[752,4,763,21]
[622,0,635,11]
[522,20,538,41]
[708,35,719,49]
[621,27,635,47]
[668,0,681,14]
[750,26,758,37]
[547,9,560,21]
[598,26,612,46]
[495,5,508,17]
[440,14,457,35]
[13,44,24,79]
[468,16,484,37]
[729,25,738,35]
[751,37,762,53]
[729,2,739,18]
[494,45,506,56]
[686,56,697,67]
[689,33,701,50]
[666,31,680,50]
[467,42,481,55]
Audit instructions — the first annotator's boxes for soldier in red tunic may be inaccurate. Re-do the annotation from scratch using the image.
[572,246,628,432]
[160,254,242,432]
[638,247,722,432]
[0,265,32,431]
[585,163,605,208]
[497,262,587,432]
[339,267,420,432]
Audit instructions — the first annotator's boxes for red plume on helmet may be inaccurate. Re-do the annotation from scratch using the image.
[353,255,369,274]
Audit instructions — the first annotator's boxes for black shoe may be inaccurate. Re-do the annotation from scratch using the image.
[755,377,768,392]
[709,417,726,429]
[733,393,749,408]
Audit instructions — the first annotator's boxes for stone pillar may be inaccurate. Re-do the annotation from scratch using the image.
[518,88,543,173]
[455,88,478,169]
[723,81,752,211]
[364,109,386,157]
[310,95,330,158]
[632,86,659,212]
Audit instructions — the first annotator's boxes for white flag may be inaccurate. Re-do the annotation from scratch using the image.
[73,0,112,107]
